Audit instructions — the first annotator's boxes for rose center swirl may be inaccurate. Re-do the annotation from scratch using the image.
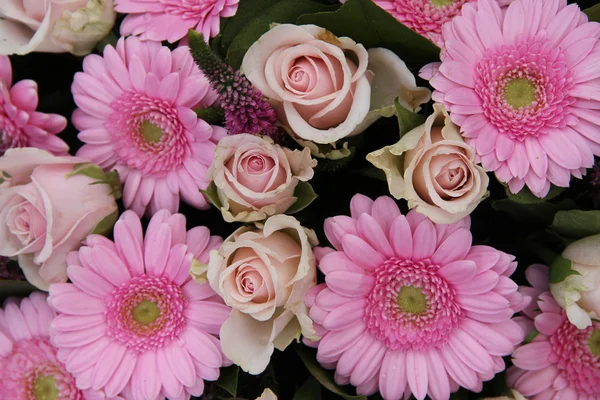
[364,258,462,351]
[549,320,600,394]
[105,274,188,352]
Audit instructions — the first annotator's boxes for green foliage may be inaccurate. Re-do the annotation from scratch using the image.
[200,181,223,209]
[549,254,580,284]
[297,0,440,67]
[214,365,239,397]
[551,210,600,239]
[226,0,339,68]
[395,98,426,137]
[292,377,322,400]
[67,163,122,200]
[287,181,319,214]
[584,3,600,22]
[91,210,119,236]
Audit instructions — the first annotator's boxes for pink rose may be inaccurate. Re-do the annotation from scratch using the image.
[0,0,116,56]
[368,104,489,223]
[0,148,118,289]
[206,215,318,374]
[242,24,430,145]
[208,134,316,222]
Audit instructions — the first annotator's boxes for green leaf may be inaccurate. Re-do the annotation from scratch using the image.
[67,164,122,200]
[0,279,36,299]
[293,377,322,400]
[584,3,600,22]
[395,98,425,136]
[68,163,107,181]
[524,328,540,344]
[506,185,565,204]
[287,181,318,214]
[551,210,600,239]
[294,345,367,400]
[214,365,239,397]
[297,0,440,67]
[91,210,119,236]
[200,181,223,209]
[549,254,580,284]
[218,0,286,57]
[226,0,338,69]
[492,199,575,226]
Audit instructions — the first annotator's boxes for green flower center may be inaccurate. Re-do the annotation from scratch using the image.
[589,329,600,356]
[34,375,59,400]
[503,78,537,109]
[140,120,163,143]
[430,0,453,6]
[397,286,428,314]
[132,299,161,326]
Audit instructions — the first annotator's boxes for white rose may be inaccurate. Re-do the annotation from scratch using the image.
[0,0,116,56]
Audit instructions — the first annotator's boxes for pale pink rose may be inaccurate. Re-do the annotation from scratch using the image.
[0,0,116,56]
[206,215,318,374]
[481,390,528,400]
[367,103,489,224]
[550,234,600,329]
[209,134,316,222]
[242,24,430,145]
[0,148,118,289]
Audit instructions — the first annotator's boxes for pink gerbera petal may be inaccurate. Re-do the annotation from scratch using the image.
[73,37,222,217]
[0,292,120,399]
[427,0,600,197]
[509,264,600,399]
[47,210,228,399]
[0,57,68,156]
[305,194,527,399]
[115,0,240,43]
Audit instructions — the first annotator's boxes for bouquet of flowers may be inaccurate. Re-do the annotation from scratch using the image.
[1,0,600,398]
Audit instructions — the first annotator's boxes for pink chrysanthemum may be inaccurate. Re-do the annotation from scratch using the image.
[427,0,600,197]
[304,194,529,400]
[0,292,119,399]
[116,0,240,43]
[0,56,68,156]
[47,210,230,400]
[73,37,225,217]
[508,264,600,399]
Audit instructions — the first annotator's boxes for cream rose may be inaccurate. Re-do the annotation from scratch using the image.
[256,389,277,400]
[367,103,489,224]
[0,0,116,56]
[205,215,318,374]
[550,234,600,329]
[207,134,317,222]
[0,148,118,289]
[242,24,430,145]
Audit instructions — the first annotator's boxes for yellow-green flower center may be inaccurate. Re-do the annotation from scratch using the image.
[132,299,161,326]
[430,0,453,6]
[397,286,428,314]
[141,120,163,143]
[589,329,600,356]
[34,375,59,400]
[504,78,537,109]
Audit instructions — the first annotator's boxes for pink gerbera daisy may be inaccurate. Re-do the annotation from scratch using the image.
[0,56,68,156]
[427,0,600,197]
[116,0,240,43]
[0,292,119,399]
[72,36,225,217]
[47,210,230,400]
[508,265,600,398]
[304,194,529,400]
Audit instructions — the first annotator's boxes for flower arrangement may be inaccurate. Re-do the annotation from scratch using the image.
[1,0,600,399]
